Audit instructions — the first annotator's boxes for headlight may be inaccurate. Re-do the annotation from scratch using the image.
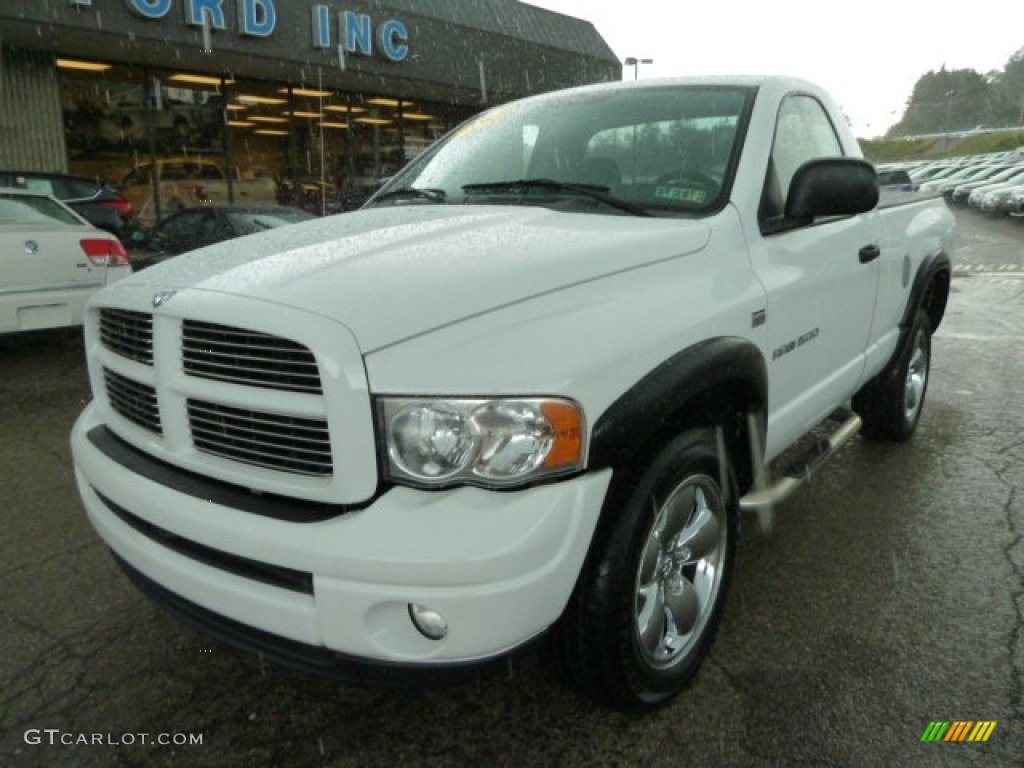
[379,397,585,488]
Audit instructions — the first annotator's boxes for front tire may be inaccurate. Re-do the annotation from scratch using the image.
[552,428,737,712]
[854,308,932,441]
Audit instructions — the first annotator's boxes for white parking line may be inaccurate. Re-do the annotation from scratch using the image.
[953,263,1024,275]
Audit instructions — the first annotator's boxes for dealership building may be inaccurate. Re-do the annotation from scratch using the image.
[0,0,619,216]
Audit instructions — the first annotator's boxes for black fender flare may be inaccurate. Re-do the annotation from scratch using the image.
[588,336,767,473]
[901,250,951,331]
[879,250,951,380]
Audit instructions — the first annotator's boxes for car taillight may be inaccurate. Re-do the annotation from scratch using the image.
[80,238,131,267]
[102,196,136,220]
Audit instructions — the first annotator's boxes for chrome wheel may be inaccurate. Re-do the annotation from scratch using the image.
[634,474,726,668]
[903,328,929,425]
[550,428,737,711]
[853,308,933,442]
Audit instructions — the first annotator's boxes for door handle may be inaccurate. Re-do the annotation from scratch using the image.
[859,244,881,264]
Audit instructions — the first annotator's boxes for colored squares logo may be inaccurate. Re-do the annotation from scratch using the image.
[921,721,997,742]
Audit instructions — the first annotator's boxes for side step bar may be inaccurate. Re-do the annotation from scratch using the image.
[739,410,862,514]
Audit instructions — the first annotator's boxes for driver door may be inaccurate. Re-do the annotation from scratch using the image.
[748,94,882,457]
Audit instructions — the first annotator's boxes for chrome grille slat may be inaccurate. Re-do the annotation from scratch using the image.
[187,399,332,476]
[180,355,320,381]
[192,438,333,469]
[100,309,153,364]
[190,422,330,456]
[107,391,160,422]
[182,320,322,393]
[104,369,162,434]
[182,345,319,363]
[180,335,313,360]
[189,410,329,444]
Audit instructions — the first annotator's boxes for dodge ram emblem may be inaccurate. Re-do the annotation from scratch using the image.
[152,290,176,308]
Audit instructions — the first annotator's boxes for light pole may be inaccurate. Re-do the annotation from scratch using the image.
[624,56,653,80]
[944,90,955,149]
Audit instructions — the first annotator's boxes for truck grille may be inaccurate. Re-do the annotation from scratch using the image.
[104,369,162,434]
[100,309,153,364]
[182,320,322,394]
[187,399,332,476]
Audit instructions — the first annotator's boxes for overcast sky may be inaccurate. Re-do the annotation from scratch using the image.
[524,1,1024,138]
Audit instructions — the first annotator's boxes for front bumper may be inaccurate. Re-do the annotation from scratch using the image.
[72,403,611,667]
[1001,198,1024,216]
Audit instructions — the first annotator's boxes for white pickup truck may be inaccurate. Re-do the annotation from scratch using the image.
[71,76,954,712]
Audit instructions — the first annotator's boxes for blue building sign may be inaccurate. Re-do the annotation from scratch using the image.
[311,5,408,61]
[122,0,408,56]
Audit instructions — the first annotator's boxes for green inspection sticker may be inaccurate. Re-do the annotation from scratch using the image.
[654,185,707,203]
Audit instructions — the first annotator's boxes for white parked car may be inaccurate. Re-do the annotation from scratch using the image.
[0,188,131,334]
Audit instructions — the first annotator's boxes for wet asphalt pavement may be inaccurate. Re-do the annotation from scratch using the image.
[1,208,1021,767]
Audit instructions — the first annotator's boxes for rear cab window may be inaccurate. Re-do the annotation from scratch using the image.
[0,193,84,226]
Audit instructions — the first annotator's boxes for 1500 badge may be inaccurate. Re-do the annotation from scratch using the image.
[772,327,819,361]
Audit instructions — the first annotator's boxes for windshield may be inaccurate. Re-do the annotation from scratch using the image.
[372,84,754,216]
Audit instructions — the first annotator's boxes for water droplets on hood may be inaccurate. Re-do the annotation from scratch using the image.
[119,206,710,353]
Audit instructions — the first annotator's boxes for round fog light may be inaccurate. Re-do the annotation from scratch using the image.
[409,603,448,640]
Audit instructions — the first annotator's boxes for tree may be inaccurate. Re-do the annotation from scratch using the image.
[888,66,997,138]
[989,48,1024,127]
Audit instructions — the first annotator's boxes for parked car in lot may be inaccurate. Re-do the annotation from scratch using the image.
[876,168,917,192]
[950,166,1024,204]
[1006,188,1024,216]
[0,170,137,241]
[985,183,1024,214]
[129,204,315,269]
[118,157,280,226]
[927,164,1019,198]
[908,162,960,183]
[973,181,1024,213]
[0,188,131,334]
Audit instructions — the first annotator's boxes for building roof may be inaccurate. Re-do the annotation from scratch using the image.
[383,1,618,60]
[0,1,620,104]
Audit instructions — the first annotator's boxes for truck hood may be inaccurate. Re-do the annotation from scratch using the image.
[125,205,711,351]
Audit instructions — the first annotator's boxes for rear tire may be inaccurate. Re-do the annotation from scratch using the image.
[854,308,932,442]
[551,428,737,712]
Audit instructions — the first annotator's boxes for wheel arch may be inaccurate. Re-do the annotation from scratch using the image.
[588,336,767,497]
[875,249,950,381]
[904,250,951,334]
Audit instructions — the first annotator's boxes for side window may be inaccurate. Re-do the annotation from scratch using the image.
[153,210,202,250]
[194,212,222,241]
[762,94,843,222]
[205,214,234,241]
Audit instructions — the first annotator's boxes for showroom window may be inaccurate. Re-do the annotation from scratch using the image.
[58,58,477,224]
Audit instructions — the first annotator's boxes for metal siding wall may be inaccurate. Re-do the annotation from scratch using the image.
[0,47,68,172]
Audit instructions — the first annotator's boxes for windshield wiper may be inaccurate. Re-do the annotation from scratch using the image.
[461,178,650,217]
[373,187,446,204]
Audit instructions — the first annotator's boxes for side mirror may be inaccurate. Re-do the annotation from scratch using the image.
[785,158,879,222]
